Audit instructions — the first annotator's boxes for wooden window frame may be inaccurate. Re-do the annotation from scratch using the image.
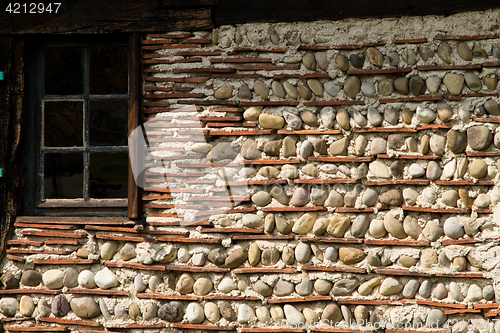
[23,34,142,219]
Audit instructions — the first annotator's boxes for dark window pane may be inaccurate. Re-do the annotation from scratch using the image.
[90,153,128,198]
[44,101,83,147]
[45,48,83,95]
[89,100,128,146]
[44,153,83,199]
[90,47,128,94]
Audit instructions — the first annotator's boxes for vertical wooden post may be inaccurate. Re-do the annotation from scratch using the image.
[0,37,26,255]
[128,33,143,220]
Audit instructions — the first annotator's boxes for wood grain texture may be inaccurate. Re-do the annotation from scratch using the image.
[0,38,25,262]
[129,34,143,220]
[0,2,212,34]
[4,326,67,332]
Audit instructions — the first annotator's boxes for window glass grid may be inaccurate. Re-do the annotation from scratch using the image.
[37,42,129,202]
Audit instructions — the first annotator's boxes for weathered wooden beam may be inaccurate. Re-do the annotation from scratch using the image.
[0,1,212,34]
[128,33,143,220]
[0,37,26,260]
[1,0,498,34]
[213,0,500,25]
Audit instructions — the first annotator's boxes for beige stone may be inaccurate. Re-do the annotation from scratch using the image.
[326,216,350,237]
[420,248,438,268]
[292,212,318,235]
[339,247,365,264]
[258,114,284,129]
[329,137,349,156]
[344,76,361,99]
[443,73,464,95]
[383,212,407,239]
[248,243,261,266]
[214,86,233,99]
[336,54,348,71]
[367,47,383,66]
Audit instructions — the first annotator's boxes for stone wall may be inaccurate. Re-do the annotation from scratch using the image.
[3,9,500,333]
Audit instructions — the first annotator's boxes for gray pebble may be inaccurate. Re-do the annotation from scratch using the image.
[394,77,409,95]
[351,107,367,127]
[384,106,399,125]
[143,303,158,320]
[284,82,299,99]
[21,270,42,287]
[449,282,463,302]
[302,53,316,70]
[274,279,294,297]
[283,111,303,129]
[253,280,272,297]
[296,273,313,296]
[38,299,51,317]
[282,246,295,265]
[114,303,127,318]
[63,268,78,288]
[320,107,335,128]
[332,279,358,296]
[416,106,437,123]
[443,217,464,239]
[379,79,394,95]
[208,247,227,266]
[458,42,473,61]
[405,50,418,65]
[239,83,252,99]
[314,279,333,295]
[191,253,206,266]
[403,279,420,298]
[99,299,111,319]
[437,42,452,63]
[269,27,280,44]
[324,247,338,261]
[300,140,314,158]
[367,106,383,126]
[409,76,426,96]
[0,298,18,317]
[324,81,341,97]
[295,242,311,263]
[158,302,183,322]
[276,215,293,234]
[426,309,446,328]
[220,302,236,321]
[418,45,434,61]
[386,50,399,66]
[361,82,376,97]
[362,188,378,207]
[351,216,369,238]
[272,81,286,98]
[464,72,482,92]
[426,77,441,93]
[371,138,387,155]
[390,160,404,177]
[367,251,381,267]
[483,285,494,301]
[419,280,431,298]
[270,186,289,205]
[492,46,500,59]
[315,52,329,71]
[433,283,448,300]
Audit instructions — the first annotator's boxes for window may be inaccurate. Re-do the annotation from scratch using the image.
[26,36,137,213]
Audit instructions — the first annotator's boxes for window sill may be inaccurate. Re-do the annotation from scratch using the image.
[37,199,128,209]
